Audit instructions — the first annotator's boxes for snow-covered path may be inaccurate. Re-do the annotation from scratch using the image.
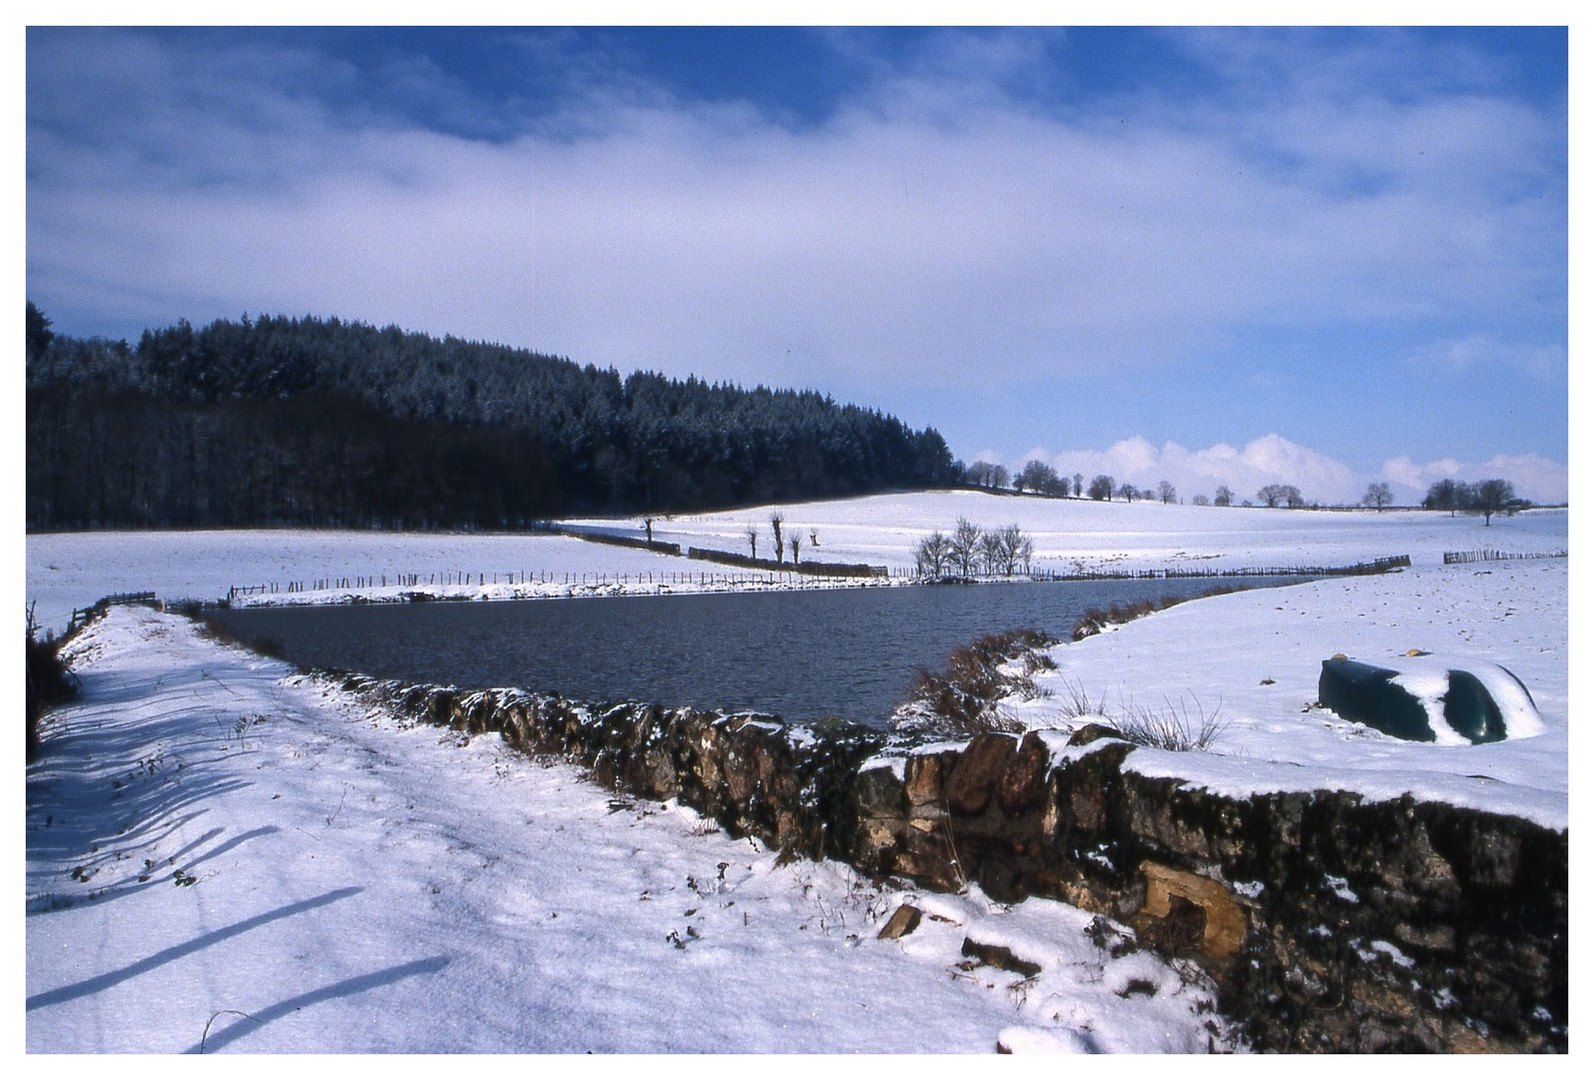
[26,606,1234,1053]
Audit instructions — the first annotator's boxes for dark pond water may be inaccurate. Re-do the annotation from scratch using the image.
[211,578,1302,728]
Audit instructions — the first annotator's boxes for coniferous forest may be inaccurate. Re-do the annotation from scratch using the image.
[25,305,959,531]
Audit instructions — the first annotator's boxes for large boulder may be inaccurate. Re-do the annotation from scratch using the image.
[1318,654,1543,744]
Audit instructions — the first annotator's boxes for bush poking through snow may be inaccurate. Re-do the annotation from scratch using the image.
[892,628,1058,735]
[25,604,76,761]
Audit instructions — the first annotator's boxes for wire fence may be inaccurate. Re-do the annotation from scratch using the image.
[1442,548,1568,566]
[226,554,1419,601]
[225,568,864,599]
[886,554,1412,581]
[1019,555,1413,580]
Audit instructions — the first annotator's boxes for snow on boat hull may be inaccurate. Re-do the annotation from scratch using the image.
[1319,655,1541,745]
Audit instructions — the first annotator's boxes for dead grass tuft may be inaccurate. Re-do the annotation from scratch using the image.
[1052,679,1229,751]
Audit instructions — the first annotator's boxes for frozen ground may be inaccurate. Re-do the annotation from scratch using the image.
[23,492,1568,1052]
[26,605,1237,1053]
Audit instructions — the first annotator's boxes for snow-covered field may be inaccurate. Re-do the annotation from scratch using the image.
[24,491,1568,635]
[580,490,1568,575]
[23,492,1569,1052]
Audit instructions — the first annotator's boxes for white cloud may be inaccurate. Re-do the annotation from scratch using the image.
[26,28,1566,401]
[24,28,1567,496]
[1381,454,1568,505]
[1402,335,1566,381]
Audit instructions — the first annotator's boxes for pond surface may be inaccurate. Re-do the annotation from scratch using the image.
[212,578,1302,728]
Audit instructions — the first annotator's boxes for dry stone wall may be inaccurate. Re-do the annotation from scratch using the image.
[336,674,1567,1053]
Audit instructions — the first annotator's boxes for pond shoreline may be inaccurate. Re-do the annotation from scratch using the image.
[204,574,1315,730]
[214,558,1389,615]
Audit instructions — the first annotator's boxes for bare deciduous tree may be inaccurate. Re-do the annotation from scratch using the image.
[1017,460,1065,496]
[920,520,1033,578]
[1424,479,1463,515]
[987,522,1033,576]
[1469,478,1516,526]
[1257,483,1303,509]
[949,516,983,577]
[964,461,1009,491]
[915,530,952,578]
[978,529,1004,575]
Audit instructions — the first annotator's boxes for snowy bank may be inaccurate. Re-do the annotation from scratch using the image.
[1007,560,1567,831]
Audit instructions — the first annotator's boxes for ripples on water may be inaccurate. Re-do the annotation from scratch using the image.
[213,577,1301,728]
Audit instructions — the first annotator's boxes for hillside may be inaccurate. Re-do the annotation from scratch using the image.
[24,306,958,530]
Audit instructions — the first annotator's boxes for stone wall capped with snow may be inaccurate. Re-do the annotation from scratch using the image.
[338,674,1566,1054]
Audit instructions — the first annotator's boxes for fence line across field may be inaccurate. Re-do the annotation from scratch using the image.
[224,553,1416,602]
[1442,548,1568,565]
[226,569,853,599]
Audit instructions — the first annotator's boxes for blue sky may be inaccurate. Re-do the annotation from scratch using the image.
[25,24,1570,503]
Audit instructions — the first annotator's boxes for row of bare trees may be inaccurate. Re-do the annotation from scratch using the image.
[743,511,820,563]
[914,518,1035,578]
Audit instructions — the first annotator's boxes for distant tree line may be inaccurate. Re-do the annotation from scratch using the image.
[944,444,1534,524]
[26,305,959,530]
[963,461,1010,491]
